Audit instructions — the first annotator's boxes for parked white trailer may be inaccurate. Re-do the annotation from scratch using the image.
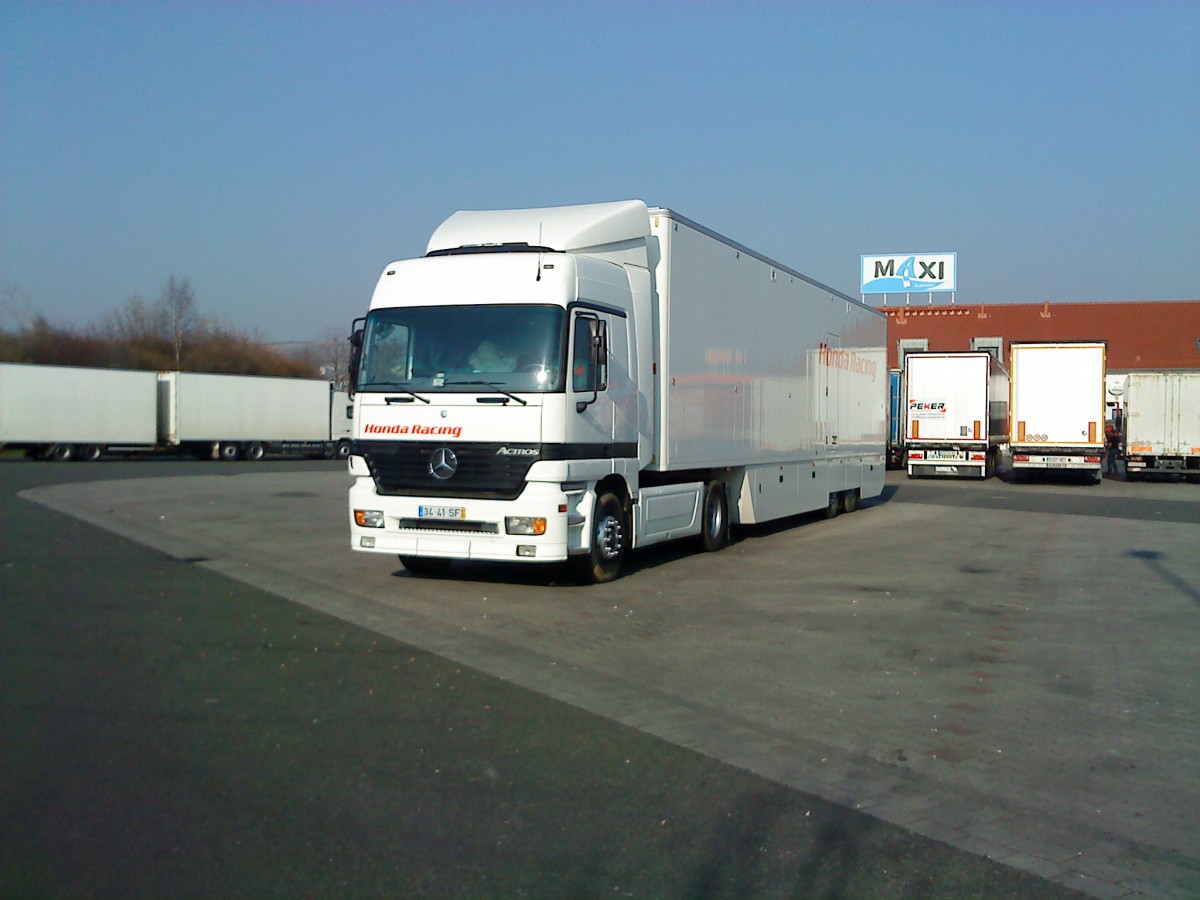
[0,362,160,460]
[903,352,1009,478]
[0,362,350,461]
[157,372,352,460]
[348,200,887,582]
[1122,372,1200,482]
[1008,342,1106,481]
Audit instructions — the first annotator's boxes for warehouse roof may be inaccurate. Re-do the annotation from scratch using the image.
[878,299,1200,370]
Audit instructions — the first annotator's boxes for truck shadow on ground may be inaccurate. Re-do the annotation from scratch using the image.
[1128,548,1200,606]
[387,494,898,588]
[995,466,1104,487]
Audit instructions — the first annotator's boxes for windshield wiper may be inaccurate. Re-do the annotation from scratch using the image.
[357,383,431,404]
[444,381,528,406]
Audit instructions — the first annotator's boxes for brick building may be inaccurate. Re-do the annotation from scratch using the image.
[879,299,1200,413]
[879,299,1199,372]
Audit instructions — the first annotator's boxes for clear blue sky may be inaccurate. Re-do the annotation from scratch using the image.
[2,1,1197,342]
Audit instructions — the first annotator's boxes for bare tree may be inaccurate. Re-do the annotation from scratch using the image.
[159,275,197,368]
[101,293,161,343]
[319,325,353,386]
[1,283,38,332]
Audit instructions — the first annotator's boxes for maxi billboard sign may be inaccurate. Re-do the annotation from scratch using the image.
[861,252,957,294]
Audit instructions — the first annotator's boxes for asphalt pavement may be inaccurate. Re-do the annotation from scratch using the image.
[4,458,1196,898]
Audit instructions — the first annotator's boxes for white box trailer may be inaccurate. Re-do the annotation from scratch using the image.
[903,351,1008,478]
[1122,372,1200,482]
[1008,342,1106,480]
[157,372,352,460]
[347,199,887,581]
[0,362,159,460]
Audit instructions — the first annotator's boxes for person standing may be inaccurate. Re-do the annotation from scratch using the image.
[1104,422,1121,477]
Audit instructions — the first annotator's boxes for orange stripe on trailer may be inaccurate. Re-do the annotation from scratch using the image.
[1089,422,1097,443]
[973,420,981,440]
[912,420,920,439]
[1018,421,1026,442]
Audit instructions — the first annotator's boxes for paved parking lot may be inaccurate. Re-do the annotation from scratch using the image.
[20,466,1200,898]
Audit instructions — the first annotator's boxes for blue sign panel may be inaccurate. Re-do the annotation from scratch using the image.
[861,253,957,293]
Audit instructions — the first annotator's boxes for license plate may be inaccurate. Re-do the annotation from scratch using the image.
[419,505,466,520]
[928,450,965,460]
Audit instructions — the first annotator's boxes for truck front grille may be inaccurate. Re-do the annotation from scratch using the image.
[354,440,537,500]
[396,518,500,534]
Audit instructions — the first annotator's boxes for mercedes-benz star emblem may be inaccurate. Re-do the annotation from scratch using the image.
[428,447,458,480]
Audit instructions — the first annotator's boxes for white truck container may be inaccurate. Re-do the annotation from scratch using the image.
[1008,342,1106,481]
[347,200,887,582]
[0,362,349,461]
[903,351,1008,479]
[1122,372,1200,482]
[157,372,352,460]
[0,362,160,460]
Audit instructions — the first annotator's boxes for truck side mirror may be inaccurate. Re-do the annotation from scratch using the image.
[348,317,365,395]
[575,317,608,413]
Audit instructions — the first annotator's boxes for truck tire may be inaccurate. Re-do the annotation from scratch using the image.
[46,444,73,462]
[242,442,265,461]
[700,481,730,552]
[581,491,628,583]
[218,443,240,461]
[824,492,840,519]
[399,555,452,576]
[334,439,352,460]
[77,445,103,462]
[841,488,859,514]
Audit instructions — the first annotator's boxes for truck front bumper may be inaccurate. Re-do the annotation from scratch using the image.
[348,477,577,563]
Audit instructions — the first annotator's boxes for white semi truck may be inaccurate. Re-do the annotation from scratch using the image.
[903,351,1008,479]
[1008,342,1106,481]
[347,200,887,582]
[1121,372,1200,482]
[158,371,352,461]
[0,362,351,461]
[0,363,160,461]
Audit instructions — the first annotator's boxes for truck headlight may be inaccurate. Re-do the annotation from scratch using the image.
[354,509,384,528]
[505,516,547,536]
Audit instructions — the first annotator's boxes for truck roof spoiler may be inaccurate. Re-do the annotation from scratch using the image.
[426,199,650,256]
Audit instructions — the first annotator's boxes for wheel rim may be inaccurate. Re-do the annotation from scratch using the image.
[596,513,623,561]
[707,498,725,539]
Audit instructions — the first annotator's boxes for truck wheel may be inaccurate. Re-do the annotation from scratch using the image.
[582,491,628,583]
[399,555,452,576]
[78,445,103,462]
[46,444,73,462]
[700,481,730,552]
[824,492,840,519]
[218,443,240,461]
[242,442,265,461]
[841,488,859,514]
[334,439,352,460]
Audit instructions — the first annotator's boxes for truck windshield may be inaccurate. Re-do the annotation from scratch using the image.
[357,305,565,393]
